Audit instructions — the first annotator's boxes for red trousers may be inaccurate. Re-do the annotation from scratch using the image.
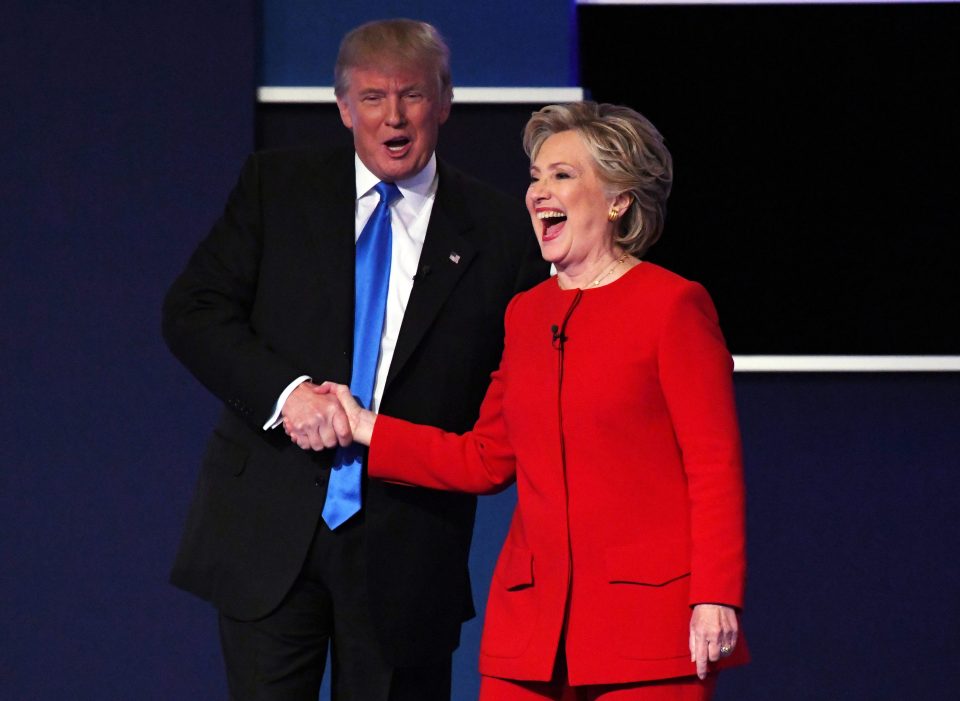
[479,673,716,701]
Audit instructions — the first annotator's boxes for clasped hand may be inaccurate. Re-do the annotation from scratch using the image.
[281,381,370,450]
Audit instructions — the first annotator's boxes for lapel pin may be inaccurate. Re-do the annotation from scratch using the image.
[449,252,461,264]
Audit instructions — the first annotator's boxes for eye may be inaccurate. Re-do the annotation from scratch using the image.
[555,171,572,180]
[529,175,540,183]
[405,91,424,101]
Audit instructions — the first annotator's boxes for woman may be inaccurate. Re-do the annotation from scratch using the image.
[305,102,747,700]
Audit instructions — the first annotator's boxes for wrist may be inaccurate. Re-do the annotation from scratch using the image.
[355,410,376,446]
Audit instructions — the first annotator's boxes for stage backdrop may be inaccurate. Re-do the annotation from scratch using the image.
[1,2,255,698]
[2,2,958,700]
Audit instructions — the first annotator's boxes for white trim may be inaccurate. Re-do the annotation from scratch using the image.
[732,356,960,372]
[259,87,337,103]
[257,86,585,105]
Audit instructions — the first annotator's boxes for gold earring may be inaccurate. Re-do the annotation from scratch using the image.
[608,207,620,222]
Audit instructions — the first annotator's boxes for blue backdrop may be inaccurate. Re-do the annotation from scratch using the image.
[259,0,578,87]
[2,2,958,699]
[2,2,254,697]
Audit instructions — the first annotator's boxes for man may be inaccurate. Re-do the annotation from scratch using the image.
[162,18,547,701]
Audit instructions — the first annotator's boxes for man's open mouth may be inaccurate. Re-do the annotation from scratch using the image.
[384,137,411,153]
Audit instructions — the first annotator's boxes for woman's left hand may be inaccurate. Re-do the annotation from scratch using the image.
[689,603,739,679]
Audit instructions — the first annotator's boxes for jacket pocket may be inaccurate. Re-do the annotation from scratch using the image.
[496,544,534,590]
[603,542,691,660]
[604,541,690,586]
[482,545,538,658]
[203,429,249,477]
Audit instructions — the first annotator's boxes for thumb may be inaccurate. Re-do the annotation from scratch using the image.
[335,384,359,411]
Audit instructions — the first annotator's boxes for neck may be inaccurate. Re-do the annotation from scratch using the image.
[557,248,630,290]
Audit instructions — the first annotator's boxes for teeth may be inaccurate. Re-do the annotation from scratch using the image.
[537,210,566,220]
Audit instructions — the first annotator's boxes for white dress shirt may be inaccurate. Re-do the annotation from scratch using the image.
[263,153,438,429]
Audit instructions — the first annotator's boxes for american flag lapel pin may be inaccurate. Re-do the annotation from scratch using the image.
[448,251,461,264]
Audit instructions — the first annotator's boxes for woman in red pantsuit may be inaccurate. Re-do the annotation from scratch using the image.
[303,102,748,700]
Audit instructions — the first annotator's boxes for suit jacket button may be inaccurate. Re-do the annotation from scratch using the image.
[314,476,323,487]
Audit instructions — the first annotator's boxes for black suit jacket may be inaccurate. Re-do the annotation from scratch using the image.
[162,147,547,665]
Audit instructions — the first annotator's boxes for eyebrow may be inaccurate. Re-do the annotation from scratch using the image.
[530,161,576,171]
[358,82,426,95]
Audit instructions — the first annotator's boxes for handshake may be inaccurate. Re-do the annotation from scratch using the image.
[279,381,375,451]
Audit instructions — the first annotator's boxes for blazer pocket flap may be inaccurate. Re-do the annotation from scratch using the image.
[496,545,534,590]
[605,542,690,586]
[203,430,249,476]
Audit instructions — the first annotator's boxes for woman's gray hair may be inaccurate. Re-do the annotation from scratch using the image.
[334,19,452,107]
[523,102,673,256]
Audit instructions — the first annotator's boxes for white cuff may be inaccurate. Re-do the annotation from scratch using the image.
[263,375,311,430]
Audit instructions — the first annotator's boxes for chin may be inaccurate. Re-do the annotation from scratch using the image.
[537,242,565,266]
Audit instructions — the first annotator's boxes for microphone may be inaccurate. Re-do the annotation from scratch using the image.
[551,324,567,346]
[412,264,432,281]
[551,289,583,350]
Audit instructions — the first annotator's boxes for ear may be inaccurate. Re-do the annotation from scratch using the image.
[611,191,633,214]
[437,95,451,126]
[336,97,354,130]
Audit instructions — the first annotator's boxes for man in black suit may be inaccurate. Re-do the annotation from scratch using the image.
[162,18,546,701]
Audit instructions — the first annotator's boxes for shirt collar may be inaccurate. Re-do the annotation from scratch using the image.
[354,153,438,212]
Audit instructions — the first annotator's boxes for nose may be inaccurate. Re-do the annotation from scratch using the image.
[385,96,406,127]
[528,178,549,202]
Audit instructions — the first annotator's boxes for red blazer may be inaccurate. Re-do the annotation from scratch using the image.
[369,263,748,685]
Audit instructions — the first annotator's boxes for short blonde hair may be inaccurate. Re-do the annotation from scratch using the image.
[523,102,673,256]
[334,19,452,107]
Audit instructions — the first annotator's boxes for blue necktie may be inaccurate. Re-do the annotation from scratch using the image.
[322,181,401,530]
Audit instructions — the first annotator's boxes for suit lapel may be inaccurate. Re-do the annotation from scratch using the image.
[385,162,477,391]
[301,149,356,272]
[297,149,356,375]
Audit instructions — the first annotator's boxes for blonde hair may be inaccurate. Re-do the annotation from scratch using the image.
[334,19,452,107]
[523,102,673,256]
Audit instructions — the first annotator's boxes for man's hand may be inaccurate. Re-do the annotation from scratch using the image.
[281,382,351,450]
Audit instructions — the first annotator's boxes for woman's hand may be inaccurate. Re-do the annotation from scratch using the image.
[689,603,739,679]
[327,382,376,446]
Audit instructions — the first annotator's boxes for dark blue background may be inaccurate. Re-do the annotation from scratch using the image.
[3,2,958,699]
[259,0,578,87]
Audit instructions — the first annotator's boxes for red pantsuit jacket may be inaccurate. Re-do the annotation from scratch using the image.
[369,263,748,685]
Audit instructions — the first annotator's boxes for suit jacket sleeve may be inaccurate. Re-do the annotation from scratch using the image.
[657,283,746,609]
[367,297,521,494]
[162,153,303,427]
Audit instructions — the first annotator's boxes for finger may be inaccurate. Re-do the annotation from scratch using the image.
[332,411,353,447]
[305,423,325,451]
[313,381,338,394]
[334,385,354,410]
[695,635,710,679]
[690,628,697,662]
[318,423,339,449]
[707,638,721,662]
[718,609,738,652]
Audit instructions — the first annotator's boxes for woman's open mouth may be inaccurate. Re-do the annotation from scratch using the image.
[537,209,567,241]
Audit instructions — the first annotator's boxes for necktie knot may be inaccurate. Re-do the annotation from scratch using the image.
[374,181,401,208]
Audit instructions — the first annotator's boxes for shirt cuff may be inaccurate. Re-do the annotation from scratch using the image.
[263,375,311,430]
